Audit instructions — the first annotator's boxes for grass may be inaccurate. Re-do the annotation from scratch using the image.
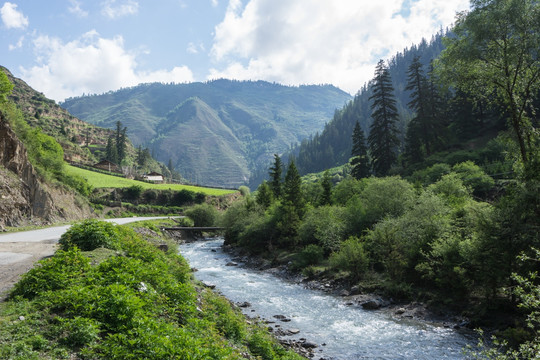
[65,165,237,196]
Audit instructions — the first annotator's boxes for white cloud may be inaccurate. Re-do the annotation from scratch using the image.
[8,35,24,50]
[20,31,194,101]
[1,2,29,29]
[101,0,139,19]
[211,0,219,7]
[187,41,205,54]
[68,0,88,17]
[209,0,469,94]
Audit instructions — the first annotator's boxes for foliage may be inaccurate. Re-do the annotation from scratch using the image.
[58,219,121,251]
[124,184,144,200]
[269,154,283,199]
[185,203,219,227]
[350,121,370,179]
[255,181,273,209]
[368,60,401,176]
[299,206,346,255]
[329,237,369,280]
[294,244,325,269]
[0,68,14,103]
[438,0,540,167]
[238,185,250,197]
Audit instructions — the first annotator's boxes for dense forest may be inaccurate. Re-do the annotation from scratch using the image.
[223,0,540,357]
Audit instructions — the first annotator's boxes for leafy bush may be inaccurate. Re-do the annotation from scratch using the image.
[172,189,195,206]
[298,206,346,254]
[58,172,93,197]
[59,219,121,251]
[185,203,218,227]
[360,176,415,227]
[124,185,143,200]
[293,244,324,269]
[329,237,368,280]
[452,161,495,197]
[10,248,91,299]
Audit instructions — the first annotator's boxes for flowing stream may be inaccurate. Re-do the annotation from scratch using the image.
[179,238,474,359]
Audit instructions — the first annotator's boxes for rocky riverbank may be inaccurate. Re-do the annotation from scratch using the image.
[221,243,472,333]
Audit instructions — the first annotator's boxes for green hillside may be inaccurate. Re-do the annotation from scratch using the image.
[61,80,352,188]
[65,165,236,196]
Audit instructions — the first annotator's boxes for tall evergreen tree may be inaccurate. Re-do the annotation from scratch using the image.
[405,56,430,155]
[269,154,283,199]
[320,170,333,205]
[255,180,273,209]
[105,136,118,163]
[368,60,400,176]
[350,121,370,179]
[115,121,127,164]
[283,159,305,215]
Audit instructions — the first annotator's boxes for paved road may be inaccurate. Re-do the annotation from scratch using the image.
[0,216,178,298]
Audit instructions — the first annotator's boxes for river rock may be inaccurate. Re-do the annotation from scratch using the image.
[288,328,300,335]
[361,299,383,310]
[301,341,318,349]
[237,301,251,308]
[273,314,287,320]
[226,261,238,266]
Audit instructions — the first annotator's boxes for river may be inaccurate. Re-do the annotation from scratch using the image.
[179,238,475,360]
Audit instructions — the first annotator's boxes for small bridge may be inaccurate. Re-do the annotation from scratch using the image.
[162,227,225,242]
[163,227,224,232]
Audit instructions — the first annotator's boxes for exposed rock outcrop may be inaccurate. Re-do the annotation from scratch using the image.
[0,113,93,227]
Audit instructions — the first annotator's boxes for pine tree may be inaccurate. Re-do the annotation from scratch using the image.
[350,121,370,179]
[368,60,400,176]
[105,136,118,163]
[320,170,333,205]
[405,56,429,152]
[115,121,127,164]
[283,159,304,214]
[269,154,283,199]
[255,181,273,209]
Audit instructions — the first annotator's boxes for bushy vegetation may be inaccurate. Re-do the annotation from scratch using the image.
[0,220,304,359]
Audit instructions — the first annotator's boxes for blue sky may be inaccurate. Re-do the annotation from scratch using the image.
[1,0,470,102]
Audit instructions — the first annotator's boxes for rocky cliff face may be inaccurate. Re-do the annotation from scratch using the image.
[0,113,93,228]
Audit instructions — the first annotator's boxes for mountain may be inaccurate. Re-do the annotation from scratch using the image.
[61,80,352,188]
[2,66,112,164]
[3,67,169,177]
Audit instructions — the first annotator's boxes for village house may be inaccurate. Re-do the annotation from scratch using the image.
[142,172,164,182]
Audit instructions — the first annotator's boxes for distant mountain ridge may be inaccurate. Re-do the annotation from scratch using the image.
[61,80,351,187]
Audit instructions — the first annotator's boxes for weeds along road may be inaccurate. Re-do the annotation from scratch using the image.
[0,217,179,299]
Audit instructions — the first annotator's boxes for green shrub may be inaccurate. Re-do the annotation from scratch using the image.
[10,248,91,299]
[298,206,346,254]
[172,189,195,206]
[124,185,143,200]
[185,203,218,227]
[59,219,121,251]
[360,176,415,227]
[293,244,324,269]
[452,161,495,197]
[56,316,100,348]
[59,172,93,197]
[329,237,368,280]
[238,185,250,196]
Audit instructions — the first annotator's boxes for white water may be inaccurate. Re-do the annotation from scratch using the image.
[179,238,474,359]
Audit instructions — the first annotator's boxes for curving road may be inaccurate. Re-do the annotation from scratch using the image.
[0,217,177,299]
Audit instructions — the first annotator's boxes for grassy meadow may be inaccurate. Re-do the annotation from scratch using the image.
[65,165,237,196]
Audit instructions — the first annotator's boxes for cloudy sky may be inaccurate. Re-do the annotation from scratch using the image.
[1,0,470,102]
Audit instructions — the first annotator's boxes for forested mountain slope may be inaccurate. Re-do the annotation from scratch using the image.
[61,80,351,188]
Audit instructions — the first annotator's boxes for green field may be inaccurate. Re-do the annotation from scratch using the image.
[66,165,237,196]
